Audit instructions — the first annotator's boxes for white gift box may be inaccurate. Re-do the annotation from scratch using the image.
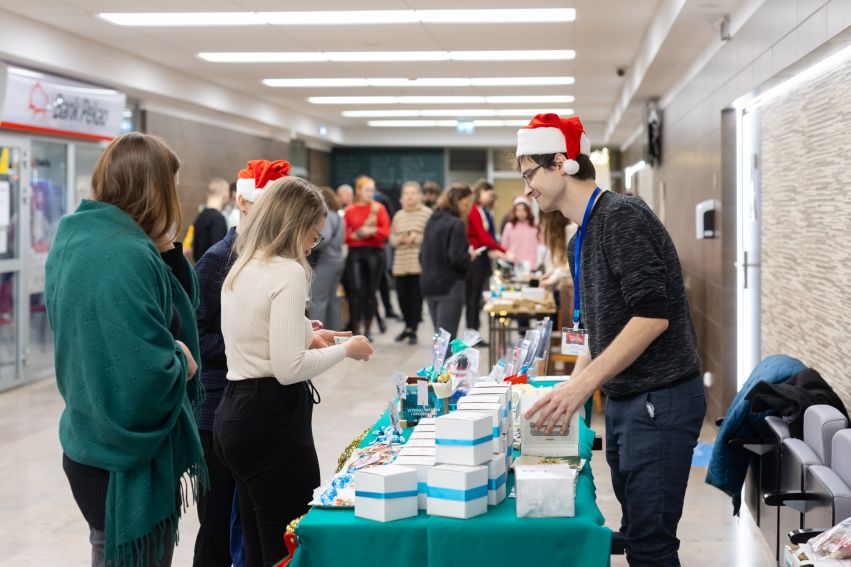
[405,438,436,448]
[354,465,419,522]
[414,423,436,433]
[417,417,436,426]
[455,403,503,434]
[488,453,507,506]
[521,287,546,301]
[470,384,512,414]
[393,456,435,510]
[435,412,493,466]
[518,388,579,457]
[427,464,488,519]
[399,446,436,458]
[409,430,435,441]
[514,461,577,518]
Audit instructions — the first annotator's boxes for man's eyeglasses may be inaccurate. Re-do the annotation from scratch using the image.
[311,233,325,250]
[521,164,544,184]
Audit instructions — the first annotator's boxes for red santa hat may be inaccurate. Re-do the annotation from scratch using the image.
[236,159,292,202]
[516,114,591,176]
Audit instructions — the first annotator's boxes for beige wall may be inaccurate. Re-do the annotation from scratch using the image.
[625,1,851,420]
[143,111,289,239]
[760,57,851,410]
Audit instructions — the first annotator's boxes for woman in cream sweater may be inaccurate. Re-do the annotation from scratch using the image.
[215,176,372,566]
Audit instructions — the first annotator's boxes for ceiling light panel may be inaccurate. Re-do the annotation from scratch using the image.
[263,77,574,88]
[342,108,574,118]
[100,9,575,27]
[199,50,575,63]
[310,95,575,105]
[367,120,529,127]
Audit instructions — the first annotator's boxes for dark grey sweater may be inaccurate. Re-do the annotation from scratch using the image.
[568,191,701,398]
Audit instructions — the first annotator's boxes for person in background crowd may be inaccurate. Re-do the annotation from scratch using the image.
[223,181,240,229]
[46,133,204,567]
[343,176,390,341]
[309,187,347,332]
[216,177,373,566]
[501,196,541,271]
[193,159,291,566]
[389,181,432,345]
[465,179,511,343]
[366,181,400,325]
[336,184,354,216]
[192,178,230,261]
[422,181,442,209]
[539,210,577,290]
[420,183,480,339]
[519,113,704,567]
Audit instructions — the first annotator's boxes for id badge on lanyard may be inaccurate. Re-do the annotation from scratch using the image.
[560,187,601,357]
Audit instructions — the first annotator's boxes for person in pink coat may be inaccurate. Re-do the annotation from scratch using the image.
[501,196,541,271]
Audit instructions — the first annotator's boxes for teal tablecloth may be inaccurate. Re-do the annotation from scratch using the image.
[290,410,611,567]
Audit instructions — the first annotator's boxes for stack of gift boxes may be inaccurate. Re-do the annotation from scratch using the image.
[355,382,512,522]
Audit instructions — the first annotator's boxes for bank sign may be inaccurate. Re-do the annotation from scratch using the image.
[0,64,125,141]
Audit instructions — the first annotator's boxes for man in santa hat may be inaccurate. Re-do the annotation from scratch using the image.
[519,114,705,566]
[193,160,348,566]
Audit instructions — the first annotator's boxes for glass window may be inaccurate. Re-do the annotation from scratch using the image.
[30,141,67,254]
[0,145,21,260]
[0,272,17,382]
[74,144,102,209]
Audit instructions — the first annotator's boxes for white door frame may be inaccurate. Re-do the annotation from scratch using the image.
[735,107,762,389]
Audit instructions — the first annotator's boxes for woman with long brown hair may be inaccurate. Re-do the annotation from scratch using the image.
[45,132,204,566]
[419,182,478,339]
[215,177,372,566]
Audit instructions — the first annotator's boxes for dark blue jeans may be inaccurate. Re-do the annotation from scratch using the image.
[605,375,706,566]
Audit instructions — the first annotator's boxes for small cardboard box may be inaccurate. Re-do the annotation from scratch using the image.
[518,389,579,457]
[427,464,488,519]
[354,465,418,522]
[405,438,436,448]
[488,453,507,506]
[414,423,436,433]
[435,412,493,466]
[514,461,577,518]
[393,456,435,510]
[470,384,512,414]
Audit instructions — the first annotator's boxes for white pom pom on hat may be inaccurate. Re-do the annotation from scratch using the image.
[516,113,590,176]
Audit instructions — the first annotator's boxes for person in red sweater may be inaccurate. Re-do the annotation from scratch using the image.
[343,176,390,341]
[465,179,512,339]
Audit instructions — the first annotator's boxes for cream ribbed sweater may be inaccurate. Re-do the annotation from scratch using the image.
[221,256,346,385]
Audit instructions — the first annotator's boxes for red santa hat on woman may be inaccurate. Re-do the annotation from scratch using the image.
[516,114,591,176]
[236,159,292,202]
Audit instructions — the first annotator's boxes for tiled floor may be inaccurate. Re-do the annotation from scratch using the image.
[0,315,775,566]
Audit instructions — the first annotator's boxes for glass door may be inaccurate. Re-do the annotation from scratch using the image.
[25,140,68,380]
[0,136,29,390]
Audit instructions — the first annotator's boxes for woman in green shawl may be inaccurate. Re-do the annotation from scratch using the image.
[45,133,206,566]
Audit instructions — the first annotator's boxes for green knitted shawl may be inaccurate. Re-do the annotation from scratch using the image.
[45,200,207,565]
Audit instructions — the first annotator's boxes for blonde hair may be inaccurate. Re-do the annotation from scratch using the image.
[207,177,229,197]
[225,177,327,291]
[91,132,181,243]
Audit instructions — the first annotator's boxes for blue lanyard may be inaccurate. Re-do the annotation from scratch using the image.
[573,187,602,329]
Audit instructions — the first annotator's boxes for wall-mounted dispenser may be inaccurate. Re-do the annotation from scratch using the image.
[695,199,719,239]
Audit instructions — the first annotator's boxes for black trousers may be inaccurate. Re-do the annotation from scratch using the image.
[213,379,320,567]
[193,429,234,567]
[395,274,423,331]
[344,247,385,323]
[465,254,491,331]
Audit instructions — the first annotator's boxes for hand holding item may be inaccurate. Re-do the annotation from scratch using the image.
[523,378,589,434]
[311,320,324,331]
[357,226,378,239]
[176,340,197,380]
[312,329,352,348]
[344,335,374,361]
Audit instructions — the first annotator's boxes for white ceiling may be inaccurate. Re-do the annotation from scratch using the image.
[0,0,753,147]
